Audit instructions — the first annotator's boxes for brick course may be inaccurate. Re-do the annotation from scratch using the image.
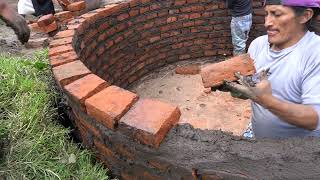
[49,0,320,178]
[85,86,138,129]
[119,99,181,148]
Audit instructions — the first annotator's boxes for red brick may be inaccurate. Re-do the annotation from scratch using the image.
[49,37,73,48]
[191,5,204,11]
[175,64,200,75]
[92,7,110,18]
[49,51,78,67]
[28,23,41,32]
[129,0,140,7]
[149,36,160,43]
[183,21,194,27]
[117,13,129,21]
[180,6,192,12]
[119,99,181,148]
[167,16,177,23]
[104,3,117,9]
[104,3,125,15]
[64,74,110,108]
[189,13,201,19]
[187,0,199,3]
[150,3,161,10]
[37,14,55,27]
[85,86,139,130]
[200,54,256,88]
[55,29,75,39]
[49,44,73,56]
[175,0,186,6]
[67,1,86,12]
[81,12,99,22]
[146,12,158,20]
[52,60,91,86]
[129,9,139,17]
[140,6,150,14]
[30,21,57,33]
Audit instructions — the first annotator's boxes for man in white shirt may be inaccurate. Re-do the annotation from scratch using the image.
[225,0,320,138]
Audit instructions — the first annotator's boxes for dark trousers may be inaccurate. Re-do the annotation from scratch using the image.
[31,0,55,16]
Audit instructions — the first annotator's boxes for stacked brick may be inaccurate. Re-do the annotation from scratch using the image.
[28,0,87,34]
[49,0,320,179]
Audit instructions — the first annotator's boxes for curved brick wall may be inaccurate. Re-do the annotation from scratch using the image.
[49,0,320,179]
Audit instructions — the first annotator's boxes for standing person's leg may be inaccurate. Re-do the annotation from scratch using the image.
[230,14,252,56]
[31,0,55,16]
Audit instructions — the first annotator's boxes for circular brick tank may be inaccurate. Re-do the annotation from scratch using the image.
[49,0,320,179]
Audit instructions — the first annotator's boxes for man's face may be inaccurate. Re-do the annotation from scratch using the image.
[264,5,304,50]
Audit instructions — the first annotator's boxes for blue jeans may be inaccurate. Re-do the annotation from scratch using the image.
[230,14,252,56]
[243,122,254,138]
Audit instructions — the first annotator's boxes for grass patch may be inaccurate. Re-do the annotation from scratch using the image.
[0,50,109,179]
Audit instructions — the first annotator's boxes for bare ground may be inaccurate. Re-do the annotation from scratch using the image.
[129,61,251,136]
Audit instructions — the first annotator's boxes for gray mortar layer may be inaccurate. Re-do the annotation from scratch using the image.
[68,95,320,180]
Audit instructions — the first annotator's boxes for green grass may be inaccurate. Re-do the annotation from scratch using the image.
[0,50,109,179]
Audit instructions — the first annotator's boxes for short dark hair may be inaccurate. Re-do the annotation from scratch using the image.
[291,7,320,31]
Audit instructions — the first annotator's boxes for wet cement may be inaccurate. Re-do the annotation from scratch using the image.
[162,124,320,179]
[93,115,320,179]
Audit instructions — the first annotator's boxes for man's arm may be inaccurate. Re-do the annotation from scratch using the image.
[225,71,319,131]
[260,95,318,131]
[0,0,30,43]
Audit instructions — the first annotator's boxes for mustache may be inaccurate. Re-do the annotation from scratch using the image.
[266,28,278,31]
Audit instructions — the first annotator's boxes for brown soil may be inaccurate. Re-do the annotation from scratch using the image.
[0,0,118,56]
[129,61,251,136]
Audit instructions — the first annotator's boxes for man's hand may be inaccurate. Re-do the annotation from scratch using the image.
[0,1,30,44]
[224,68,272,105]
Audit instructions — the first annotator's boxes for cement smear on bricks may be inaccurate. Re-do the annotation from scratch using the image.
[92,119,320,179]
[163,125,320,179]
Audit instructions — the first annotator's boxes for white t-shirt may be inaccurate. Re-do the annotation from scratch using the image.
[248,31,320,138]
[18,0,35,15]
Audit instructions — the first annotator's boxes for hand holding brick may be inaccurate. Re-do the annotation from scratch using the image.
[200,54,256,88]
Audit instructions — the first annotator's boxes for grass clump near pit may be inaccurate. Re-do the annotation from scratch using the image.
[0,50,109,179]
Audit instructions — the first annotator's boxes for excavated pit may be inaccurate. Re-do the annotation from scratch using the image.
[129,61,251,136]
[49,0,320,179]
